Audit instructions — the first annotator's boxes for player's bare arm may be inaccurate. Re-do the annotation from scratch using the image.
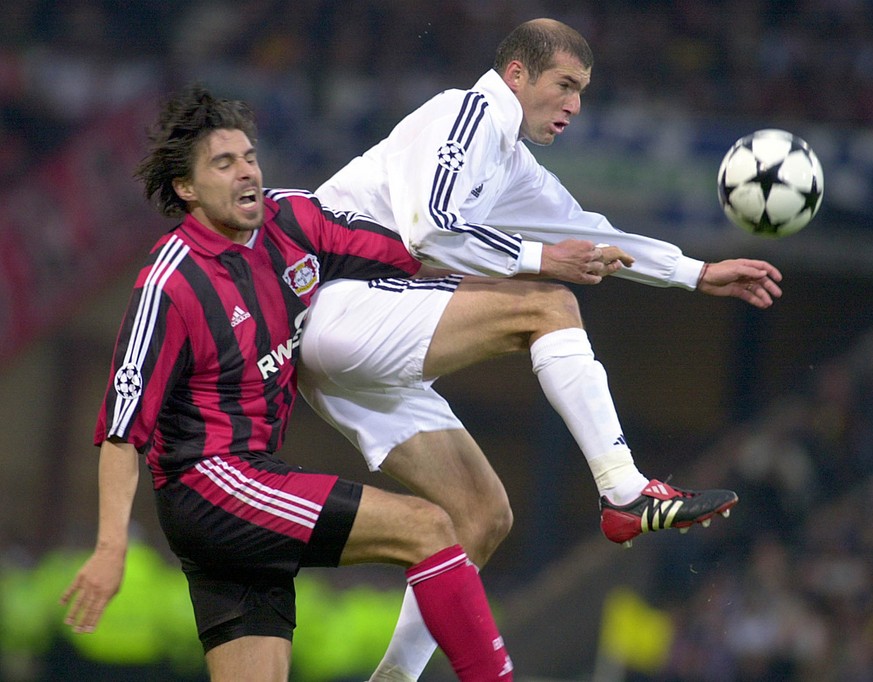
[696,258,783,309]
[60,439,139,633]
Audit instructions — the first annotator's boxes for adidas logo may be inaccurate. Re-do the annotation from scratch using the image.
[230,305,251,327]
[471,183,484,198]
[641,498,683,533]
[499,654,514,676]
[647,481,672,497]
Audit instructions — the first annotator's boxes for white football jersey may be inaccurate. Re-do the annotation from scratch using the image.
[317,69,704,288]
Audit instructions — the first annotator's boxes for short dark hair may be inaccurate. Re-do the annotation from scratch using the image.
[493,18,593,82]
[135,85,258,218]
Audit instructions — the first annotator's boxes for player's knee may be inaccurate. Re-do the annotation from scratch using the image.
[489,495,513,545]
[409,498,459,557]
[522,282,582,330]
[498,500,514,540]
[542,283,583,325]
[460,494,513,566]
[483,499,513,554]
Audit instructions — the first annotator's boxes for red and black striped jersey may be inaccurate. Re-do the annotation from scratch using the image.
[95,189,420,487]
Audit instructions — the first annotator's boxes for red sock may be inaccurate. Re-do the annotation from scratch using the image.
[406,545,513,681]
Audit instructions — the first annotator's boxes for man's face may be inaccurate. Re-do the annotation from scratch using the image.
[175,128,264,242]
[508,51,591,146]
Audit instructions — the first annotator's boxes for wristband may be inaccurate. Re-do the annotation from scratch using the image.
[697,262,710,288]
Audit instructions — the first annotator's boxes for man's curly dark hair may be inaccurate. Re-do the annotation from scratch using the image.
[134,85,258,218]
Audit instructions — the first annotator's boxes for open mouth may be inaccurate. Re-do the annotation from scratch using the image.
[237,188,259,209]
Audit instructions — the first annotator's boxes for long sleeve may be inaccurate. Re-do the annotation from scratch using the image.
[385,95,536,277]
[486,146,705,289]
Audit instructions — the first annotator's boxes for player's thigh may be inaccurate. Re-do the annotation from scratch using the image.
[380,429,512,557]
[205,635,290,682]
[339,485,454,566]
[424,277,582,378]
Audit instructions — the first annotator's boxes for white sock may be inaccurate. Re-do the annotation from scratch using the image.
[370,586,436,681]
[530,328,649,504]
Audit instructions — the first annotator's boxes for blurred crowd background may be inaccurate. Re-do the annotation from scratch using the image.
[1,1,872,680]
[4,0,873,184]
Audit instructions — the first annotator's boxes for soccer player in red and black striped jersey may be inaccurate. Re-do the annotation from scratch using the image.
[60,86,513,682]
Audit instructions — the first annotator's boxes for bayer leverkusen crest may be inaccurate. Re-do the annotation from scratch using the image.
[283,254,320,297]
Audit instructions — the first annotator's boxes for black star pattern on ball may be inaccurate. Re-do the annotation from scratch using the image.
[754,162,782,201]
[802,175,822,213]
[719,130,823,238]
[753,161,784,234]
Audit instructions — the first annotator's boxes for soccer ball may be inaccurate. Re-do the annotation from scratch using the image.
[718,129,824,238]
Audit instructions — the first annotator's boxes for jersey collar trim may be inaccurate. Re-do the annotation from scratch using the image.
[473,69,523,154]
[177,198,277,257]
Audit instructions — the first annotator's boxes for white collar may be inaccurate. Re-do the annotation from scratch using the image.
[471,69,523,154]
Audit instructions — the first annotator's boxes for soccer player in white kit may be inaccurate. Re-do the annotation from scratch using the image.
[301,18,783,681]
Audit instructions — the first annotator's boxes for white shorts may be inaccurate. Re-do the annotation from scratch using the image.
[298,276,465,471]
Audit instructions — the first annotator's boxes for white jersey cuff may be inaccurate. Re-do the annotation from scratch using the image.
[673,255,706,290]
[517,240,542,275]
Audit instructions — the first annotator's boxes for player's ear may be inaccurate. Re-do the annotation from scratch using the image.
[502,60,526,92]
[173,177,196,202]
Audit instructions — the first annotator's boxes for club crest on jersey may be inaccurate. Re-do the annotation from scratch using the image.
[283,255,319,297]
[437,140,465,173]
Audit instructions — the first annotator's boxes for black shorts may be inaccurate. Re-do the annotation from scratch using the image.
[154,453,362,652]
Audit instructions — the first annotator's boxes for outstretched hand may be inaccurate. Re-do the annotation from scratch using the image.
[60,548,125,634]
[539,240,635,285]
[697,259,783,309]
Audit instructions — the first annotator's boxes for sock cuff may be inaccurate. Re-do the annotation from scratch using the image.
[588,448,640,491]
[530,327,593,372]
[406,545,468,586]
